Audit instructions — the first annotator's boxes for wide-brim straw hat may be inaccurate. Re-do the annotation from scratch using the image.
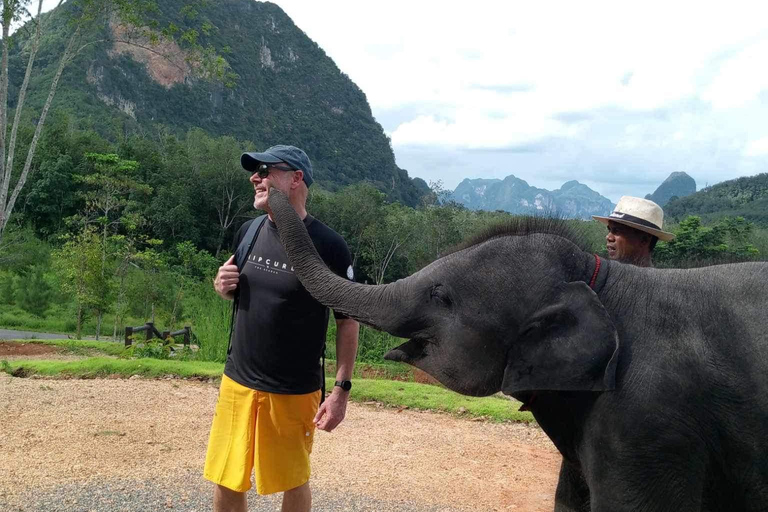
[592,196,675,242]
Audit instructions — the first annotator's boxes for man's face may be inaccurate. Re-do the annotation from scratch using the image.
[249,163,298,210]
[605,221,650,263]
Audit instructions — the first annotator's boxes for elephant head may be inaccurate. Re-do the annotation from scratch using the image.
[268,189,619,397]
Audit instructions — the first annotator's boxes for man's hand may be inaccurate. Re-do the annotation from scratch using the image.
[314,388,349,432]
[214,255,239,300]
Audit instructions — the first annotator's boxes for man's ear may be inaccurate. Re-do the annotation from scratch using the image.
[502,282,619,394]
[290,170,304,189]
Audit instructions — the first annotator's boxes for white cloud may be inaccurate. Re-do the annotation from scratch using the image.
[390,112,578,148]
[745,136,768,156]
[38,0,768,199]
[274,0,768,152]
[701,39,768,109]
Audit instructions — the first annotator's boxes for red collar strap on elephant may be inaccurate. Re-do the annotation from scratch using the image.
[519,254,605,413]
[589,253,601,290]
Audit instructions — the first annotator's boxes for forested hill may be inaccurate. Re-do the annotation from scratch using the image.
[665,173,768,226]
[8,0,428,206]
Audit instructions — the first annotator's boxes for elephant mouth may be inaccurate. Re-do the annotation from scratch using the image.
[384,337,431,364]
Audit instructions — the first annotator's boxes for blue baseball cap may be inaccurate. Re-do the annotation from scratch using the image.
[241,144,314,187]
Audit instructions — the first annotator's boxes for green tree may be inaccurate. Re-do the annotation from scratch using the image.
[167,239,216,327]
[16,264,50,316]
[53,226,107,339]
[131,238,167,324]
[309,183,387,274]
[0,0,235,246]
[0,223,49,271]
[71,152,150,338]
[184,129,253,256]
[655,216,760,265]
[0,269,15,304]
[361,203,415,284]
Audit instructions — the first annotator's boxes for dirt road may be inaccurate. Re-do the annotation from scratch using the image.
[0,376,560,511]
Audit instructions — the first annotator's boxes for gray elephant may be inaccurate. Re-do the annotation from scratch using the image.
[267,189,768,512]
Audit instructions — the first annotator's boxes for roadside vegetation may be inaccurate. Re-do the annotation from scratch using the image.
[1,106,765,426]
[1,339,530,422]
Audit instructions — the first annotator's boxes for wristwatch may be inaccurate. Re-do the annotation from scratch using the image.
[334,380,352,392]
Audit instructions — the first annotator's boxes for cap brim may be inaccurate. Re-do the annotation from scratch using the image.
[241,152,284,171]
[592,215,675,242]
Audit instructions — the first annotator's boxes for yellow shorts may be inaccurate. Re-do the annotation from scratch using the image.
[203,375,321,495]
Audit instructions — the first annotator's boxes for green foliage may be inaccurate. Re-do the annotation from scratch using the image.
[6,1,426,210]
[122,336,188,360]
[0,270,16,305]
[51,226,109,338]
[183,281,231,363]
[16,266,51,317]
[655,216,760,266]
[0,224,51,271]
[325,322,403,364]
[666,173,768,226]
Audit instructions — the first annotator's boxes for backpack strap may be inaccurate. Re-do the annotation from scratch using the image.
[227,215,268,357]
[234,214,268,272]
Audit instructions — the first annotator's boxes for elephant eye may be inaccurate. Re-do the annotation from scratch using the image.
[430,284,452,307]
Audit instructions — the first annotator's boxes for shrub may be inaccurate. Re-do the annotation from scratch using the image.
[0,271,16,305]
[17,267,51,317]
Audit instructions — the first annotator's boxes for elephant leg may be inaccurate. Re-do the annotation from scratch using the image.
[554,458,591,512]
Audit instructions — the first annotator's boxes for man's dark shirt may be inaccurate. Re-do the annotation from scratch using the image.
[224,215,353,394]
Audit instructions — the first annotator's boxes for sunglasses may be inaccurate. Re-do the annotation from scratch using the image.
[251,163,296,179]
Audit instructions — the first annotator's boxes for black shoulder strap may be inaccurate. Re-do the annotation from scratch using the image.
[234,214,268,271]
[226,214,268,357]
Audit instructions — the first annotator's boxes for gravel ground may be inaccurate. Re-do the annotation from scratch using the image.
[1,476,463,512]
[0,376,560,511]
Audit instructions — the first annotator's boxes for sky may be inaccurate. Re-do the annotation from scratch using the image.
[42,0,768,202]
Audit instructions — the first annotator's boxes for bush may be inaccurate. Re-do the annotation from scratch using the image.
[17,267,51,317]
[0,271,15,305]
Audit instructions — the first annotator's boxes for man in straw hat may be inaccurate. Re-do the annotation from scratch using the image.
[593,196,675,267]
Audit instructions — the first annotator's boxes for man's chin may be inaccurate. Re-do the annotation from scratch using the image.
[254,194,268,210]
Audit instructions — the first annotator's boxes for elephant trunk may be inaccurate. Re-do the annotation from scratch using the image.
[268,188,414,336]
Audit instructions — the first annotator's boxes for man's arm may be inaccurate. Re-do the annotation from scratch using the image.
[314,317,359,432]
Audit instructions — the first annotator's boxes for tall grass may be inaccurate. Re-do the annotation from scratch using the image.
[184,282,232,362]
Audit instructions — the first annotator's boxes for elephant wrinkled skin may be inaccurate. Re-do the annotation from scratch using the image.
[267,188,768,512]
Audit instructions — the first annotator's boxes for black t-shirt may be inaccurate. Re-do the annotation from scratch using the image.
[224,215,353,394]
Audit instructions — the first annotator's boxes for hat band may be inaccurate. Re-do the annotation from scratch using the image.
[609,211,661,231]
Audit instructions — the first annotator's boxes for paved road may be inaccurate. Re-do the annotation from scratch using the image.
[0,329,69,340]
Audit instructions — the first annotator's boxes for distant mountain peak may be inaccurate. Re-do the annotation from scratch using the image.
[645,172,696,207]
[451,176,613,219]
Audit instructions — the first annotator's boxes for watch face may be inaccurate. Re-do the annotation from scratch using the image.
[337,380,352,391]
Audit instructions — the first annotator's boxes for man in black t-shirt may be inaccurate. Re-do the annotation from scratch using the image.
[205,145,359,512]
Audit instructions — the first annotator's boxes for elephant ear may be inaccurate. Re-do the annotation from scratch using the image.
[502,281,619,394]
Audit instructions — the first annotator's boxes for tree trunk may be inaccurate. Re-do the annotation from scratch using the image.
[5,0,44,196]
[0,28,79,242]
[96,310,102,340]
[76,303,83,341]
[0,13,12,242]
